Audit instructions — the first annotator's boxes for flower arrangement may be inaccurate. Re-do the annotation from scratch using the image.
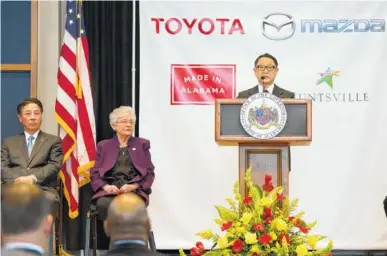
[179,167,333,256]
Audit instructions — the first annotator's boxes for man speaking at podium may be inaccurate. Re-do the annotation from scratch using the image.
[237,53,295,99]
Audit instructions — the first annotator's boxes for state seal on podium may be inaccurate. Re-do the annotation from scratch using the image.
[240,93,287,139]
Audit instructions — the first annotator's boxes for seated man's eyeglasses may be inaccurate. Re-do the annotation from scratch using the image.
[255,65,276,71]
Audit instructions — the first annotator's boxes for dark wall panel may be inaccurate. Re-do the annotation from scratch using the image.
[1,72,31,139]
[1,0,31,64]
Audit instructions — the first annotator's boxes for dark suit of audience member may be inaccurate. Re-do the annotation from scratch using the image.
[90,106,155,220]
[1,98,63,216]
[102,193,165,256]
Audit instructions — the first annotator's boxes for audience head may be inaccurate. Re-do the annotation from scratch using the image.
[104,193,150,242]
[1,183,53,251]
[17,97,43,134]
[109,106,136,137]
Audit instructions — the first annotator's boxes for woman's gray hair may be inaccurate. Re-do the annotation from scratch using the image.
[109,106,136,125]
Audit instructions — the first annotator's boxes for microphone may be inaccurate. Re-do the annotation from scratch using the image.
[261,76,267,93]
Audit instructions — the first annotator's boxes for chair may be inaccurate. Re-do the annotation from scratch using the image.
[84,195,156,256]
[48,180,63,256]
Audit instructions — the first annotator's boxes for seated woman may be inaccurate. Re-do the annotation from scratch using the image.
[90,106,155,220]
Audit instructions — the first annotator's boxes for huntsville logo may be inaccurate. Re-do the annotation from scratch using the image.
[316,67,340,89]
[296,67,370,103]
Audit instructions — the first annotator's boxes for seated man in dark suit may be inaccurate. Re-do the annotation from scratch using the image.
[102,193,164,256]
[237,53,295,99]
[1,98,63,215]
[1,183,54,256]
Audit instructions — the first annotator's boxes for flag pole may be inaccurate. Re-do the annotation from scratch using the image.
[131,0,137,136]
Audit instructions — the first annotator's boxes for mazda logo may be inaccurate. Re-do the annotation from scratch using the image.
[262,13,296,40]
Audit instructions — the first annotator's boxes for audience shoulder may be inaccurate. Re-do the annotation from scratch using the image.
[42,132,61,141]
[1,134,22,145]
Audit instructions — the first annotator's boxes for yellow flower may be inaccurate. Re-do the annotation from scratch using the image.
[250,245,259,253]
[244,232,257,244]
[236,226,246,235]
[196,229,213,239]
[241,212,253,225]
[217,235,229,249]
[296,244,308,256]
[274,218,288,231]
[270,231,277,241]
[307,235,318,249]
[260,197,271,206]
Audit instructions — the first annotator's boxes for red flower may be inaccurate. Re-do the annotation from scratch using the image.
[262,207,272,219]
[262,183,274,192]
[253,223,265,232]
[262,174,274,192]
[298,226,309,234]
[259,234,272,245]
[264,216,273,224]
[288,216,295,221]
[232,240,244,253]
[243,196,253,205]
[221,221,233,231]
[294,218,301,226]
[277,193,285,200]
[195,242,205,252]
[279,233,290,244]
[264,174,272,184]
[190,247,202,256]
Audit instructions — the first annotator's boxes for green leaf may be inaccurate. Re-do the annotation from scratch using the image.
[214,218,224,225]
[178,249,187,256]
[307,220,317,229]
[268,186,284,202]
[203,251,222,256]
[215,206,238,221]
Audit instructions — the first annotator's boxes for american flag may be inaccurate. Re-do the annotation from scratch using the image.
[55,0,96,219]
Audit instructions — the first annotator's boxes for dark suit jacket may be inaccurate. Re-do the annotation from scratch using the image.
[237,84,295,99]
[102,243,165,256]
[90,136,155,206]
[1,131,63,199]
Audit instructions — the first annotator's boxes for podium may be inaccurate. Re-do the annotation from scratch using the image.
[215,98,312,197]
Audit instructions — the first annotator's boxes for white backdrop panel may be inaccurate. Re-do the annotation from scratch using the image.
[139,1,387,250]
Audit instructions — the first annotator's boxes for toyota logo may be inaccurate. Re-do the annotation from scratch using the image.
[262,13,296,40]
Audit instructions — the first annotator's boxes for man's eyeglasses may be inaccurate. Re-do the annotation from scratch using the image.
[255,65,276,72]
[116,120,136,125]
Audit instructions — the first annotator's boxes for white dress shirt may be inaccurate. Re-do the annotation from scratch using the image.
[24,130,40,182]
[4,242,44,255]
[24,130,40,148]
[258,83,274,94]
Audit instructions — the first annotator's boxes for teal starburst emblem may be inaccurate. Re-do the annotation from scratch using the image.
[316,67,340,89]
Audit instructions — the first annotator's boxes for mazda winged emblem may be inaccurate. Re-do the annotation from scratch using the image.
[262,13,296,40]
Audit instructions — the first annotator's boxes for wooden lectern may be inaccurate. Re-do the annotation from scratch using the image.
[215,99,312,197]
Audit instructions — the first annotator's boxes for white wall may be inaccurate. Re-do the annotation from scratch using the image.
[37,1,61,135]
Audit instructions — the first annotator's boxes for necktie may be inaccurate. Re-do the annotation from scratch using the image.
[27,135,35,156]
[263,89,269,93]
